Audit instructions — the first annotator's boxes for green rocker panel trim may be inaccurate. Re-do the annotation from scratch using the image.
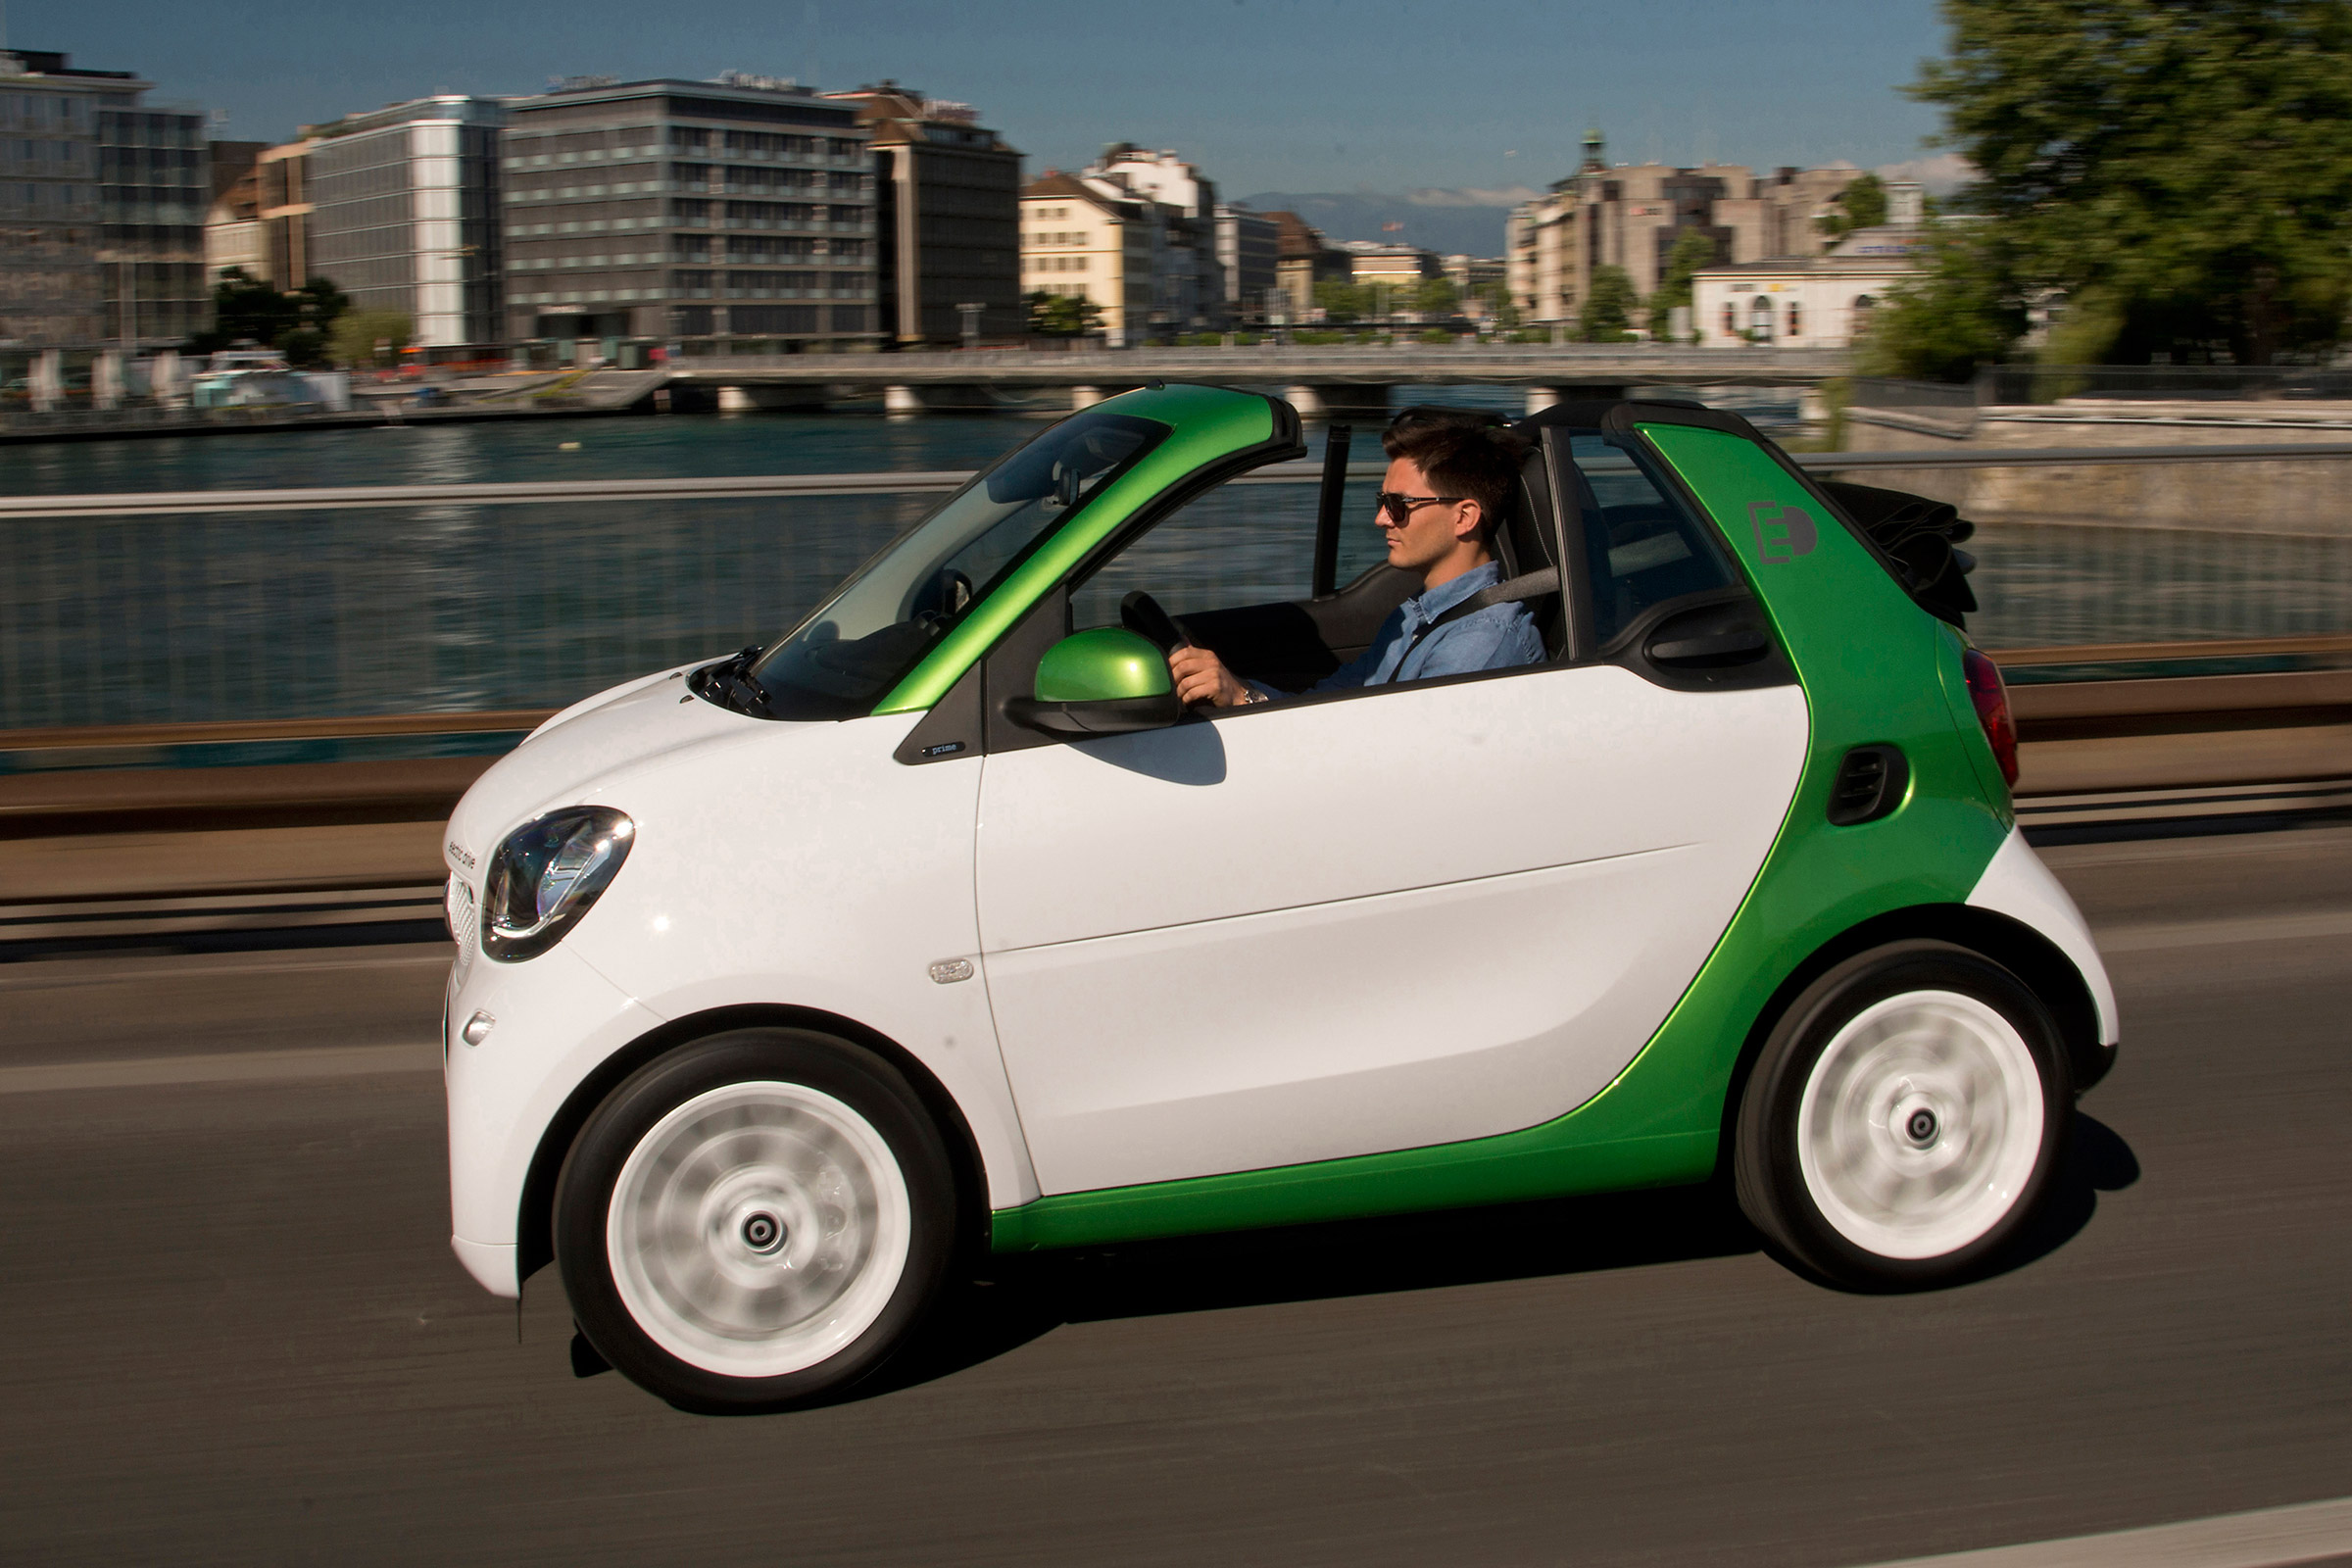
[875,384,1279,714]
[991,417,2013,1254]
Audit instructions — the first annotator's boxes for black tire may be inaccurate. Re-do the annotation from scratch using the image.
[556,1028,956,1412]
[1734,941,2071,1290]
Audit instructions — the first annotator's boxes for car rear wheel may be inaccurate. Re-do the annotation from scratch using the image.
[1735,941,2070,1289]
[556,1028,956,1411]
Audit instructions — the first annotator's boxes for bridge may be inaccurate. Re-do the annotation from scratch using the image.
[637,343,1855,415]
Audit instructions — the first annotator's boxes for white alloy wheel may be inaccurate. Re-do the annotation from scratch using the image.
[607,1080,913,1379]
[1794,988,2044,1261]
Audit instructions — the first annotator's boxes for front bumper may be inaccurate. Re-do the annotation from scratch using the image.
[444,938,662,1298]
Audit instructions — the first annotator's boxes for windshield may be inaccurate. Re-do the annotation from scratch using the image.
[737,409,1168,719]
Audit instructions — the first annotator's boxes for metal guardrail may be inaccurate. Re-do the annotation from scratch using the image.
[8,443,2352,520]
[6,442,2352,735]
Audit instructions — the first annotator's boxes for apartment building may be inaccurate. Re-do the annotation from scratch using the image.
[502,74,879,358]
[1266,210,1349,318]
[1079,144,1220,332]
[1019,169,1153,343]
[256,138,318,287]
[827,83,1020,346]
[1507,128,1868,331]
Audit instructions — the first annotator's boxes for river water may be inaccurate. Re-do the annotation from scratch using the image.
[1,388,2344,743]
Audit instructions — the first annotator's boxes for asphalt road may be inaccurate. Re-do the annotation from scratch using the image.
[2,827,2348,1566]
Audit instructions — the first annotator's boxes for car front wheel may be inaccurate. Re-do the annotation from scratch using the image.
[555,1028,956,1411]
[1734,941,2070,1289]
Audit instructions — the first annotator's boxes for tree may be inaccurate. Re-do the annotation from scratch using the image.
[1579,265,1640,342]
[1647,229,1723,339]
[1474,281,1521,329]
[1910,0,2352,365]
[1410,276,1461,318]
[186,270,349,366]
[1026,290,1102,338]
[1312,279,1373,323]
[1817,172,1890,239]
[1859,222,2034,381]
[330,309,415,368]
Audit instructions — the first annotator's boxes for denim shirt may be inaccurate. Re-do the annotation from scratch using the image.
[1277,561,1545,697]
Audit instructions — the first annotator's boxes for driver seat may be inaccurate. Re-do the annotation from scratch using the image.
[1488,445,1569,659]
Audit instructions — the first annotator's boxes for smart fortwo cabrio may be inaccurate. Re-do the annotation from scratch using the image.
[440,385,2117,1412]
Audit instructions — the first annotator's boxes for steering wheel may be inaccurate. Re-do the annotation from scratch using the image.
[1119,590,1187,653]
[910,566,974,627]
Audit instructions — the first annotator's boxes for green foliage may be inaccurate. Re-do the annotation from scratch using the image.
[329,309,414,368]
[187,270,349,364]
[1647,229,1723,338]
[1817,172,1890,238]
[1857,223,2032,381]
[1473,281,1521,329]
[1410,276,1460,317]
[1416,327,1455,344]
[1312,279,1375,323]
[1025,290,1103,337]
[1912,0,2352,365]
[1579,265,1641,342]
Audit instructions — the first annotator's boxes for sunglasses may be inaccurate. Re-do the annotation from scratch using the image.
[1374,491,1470,525]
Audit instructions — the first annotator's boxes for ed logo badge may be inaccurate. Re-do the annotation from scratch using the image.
[1748,501,1818,564]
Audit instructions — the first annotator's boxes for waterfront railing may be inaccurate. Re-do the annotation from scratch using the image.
[4,444,2351,743]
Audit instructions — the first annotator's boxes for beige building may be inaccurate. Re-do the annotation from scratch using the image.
[1020,169,1154,342]
[1507,128,1870,332]
[1267,210,1348,319]
[256,139,318,288]
[1692,223,1928,349]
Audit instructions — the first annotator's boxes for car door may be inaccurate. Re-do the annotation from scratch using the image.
[973,440,1811,1198]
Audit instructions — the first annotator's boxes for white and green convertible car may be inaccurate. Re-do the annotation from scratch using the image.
[439,385,2116,1411]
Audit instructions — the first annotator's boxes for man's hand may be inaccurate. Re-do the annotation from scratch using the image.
[1168,644,1250,708]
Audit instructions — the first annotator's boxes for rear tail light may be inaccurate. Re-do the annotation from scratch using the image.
[1962,647,2019,789]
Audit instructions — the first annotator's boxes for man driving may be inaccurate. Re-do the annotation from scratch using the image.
[1168,415,1545,707]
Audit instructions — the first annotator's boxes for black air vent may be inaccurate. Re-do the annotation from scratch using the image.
[1827,744,1909,826]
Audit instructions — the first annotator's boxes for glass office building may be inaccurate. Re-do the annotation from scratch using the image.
[306,96,507,357]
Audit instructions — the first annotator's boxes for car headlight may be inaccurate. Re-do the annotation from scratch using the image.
[482,807,635,963]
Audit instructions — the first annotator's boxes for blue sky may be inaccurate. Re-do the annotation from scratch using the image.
[13,0,1955,196]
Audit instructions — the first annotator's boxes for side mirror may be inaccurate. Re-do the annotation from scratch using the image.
[1005,628,1183,737]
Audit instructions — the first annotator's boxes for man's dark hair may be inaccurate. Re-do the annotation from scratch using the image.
[1380,412,1529,540]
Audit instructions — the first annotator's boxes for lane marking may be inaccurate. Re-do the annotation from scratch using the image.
[0,1041,440,1095]
[1848,1494,2352,1568]
[2095,907,2352,953]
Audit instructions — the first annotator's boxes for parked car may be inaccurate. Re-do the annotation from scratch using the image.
[439,385,2116,1411]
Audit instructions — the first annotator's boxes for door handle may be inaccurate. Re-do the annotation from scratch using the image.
[1648,629,1767,662]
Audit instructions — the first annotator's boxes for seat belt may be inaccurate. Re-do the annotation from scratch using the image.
[1393,566,1561,663]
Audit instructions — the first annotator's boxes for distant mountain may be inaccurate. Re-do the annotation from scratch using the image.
[1235,188,1540,258]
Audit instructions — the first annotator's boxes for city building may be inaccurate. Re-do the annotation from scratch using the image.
[1214,202,1278,327]
[501,74,880,360]
[204,141,267,283]
[304,95,507,359]
[1075,144,1224,333]
[256,138,318,287]
[1691,219,1928,349]
[826,82,1020,346]
[1019,168,1153,343]
[1,47,208,355]
[1507,127,1871,333]
[1266,209,1349,320]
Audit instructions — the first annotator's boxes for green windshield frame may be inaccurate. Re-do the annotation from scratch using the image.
[874,384,1285,713]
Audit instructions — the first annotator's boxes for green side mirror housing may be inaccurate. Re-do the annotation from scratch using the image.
[1008,627,1183,737]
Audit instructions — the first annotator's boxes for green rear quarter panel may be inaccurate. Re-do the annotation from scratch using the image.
[987,416,2011,1253]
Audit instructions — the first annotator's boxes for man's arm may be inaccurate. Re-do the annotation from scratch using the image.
[1168,607,1408,708]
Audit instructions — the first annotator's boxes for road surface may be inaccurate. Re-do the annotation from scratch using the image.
[1,826,2347,1566]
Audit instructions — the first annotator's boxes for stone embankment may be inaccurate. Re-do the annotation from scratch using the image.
[1840,399,2352,534]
